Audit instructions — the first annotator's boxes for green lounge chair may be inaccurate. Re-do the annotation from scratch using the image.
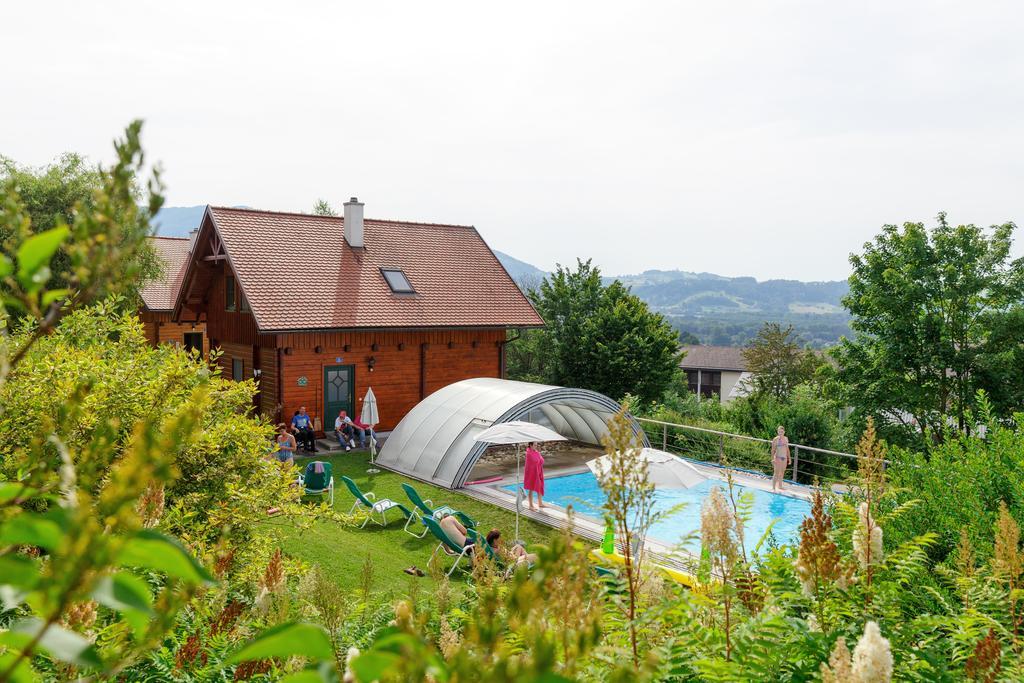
[467,528,532,578]
[298,461,334,505]
[341,476,412,528]
[422,516,476,577]
[401,483,474,538]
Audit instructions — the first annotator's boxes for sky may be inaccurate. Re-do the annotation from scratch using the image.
[3,1,1023,281]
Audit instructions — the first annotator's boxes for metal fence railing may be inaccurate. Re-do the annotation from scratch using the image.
[636,417,871,486]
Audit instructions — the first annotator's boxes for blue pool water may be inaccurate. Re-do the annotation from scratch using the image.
[506,471,811,549]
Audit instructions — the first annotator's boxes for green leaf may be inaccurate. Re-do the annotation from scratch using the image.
[279,672,328,683]
[0,555,41,589]
[0,255,12,280]
[0,514,63,551]
[116,529,215,585]
[91,572,153,615]
[350,651,401,682]
[0,650,38,683]
[41,289,70,307]
[228,622,334,664]
[278,661,339,683]
[10,618,103,669]
[0,482,38,504]
[16,226,69,289]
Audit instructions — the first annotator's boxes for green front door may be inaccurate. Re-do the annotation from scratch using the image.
[324,365,355,426]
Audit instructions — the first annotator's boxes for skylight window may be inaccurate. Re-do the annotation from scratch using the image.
[381,268,415,293]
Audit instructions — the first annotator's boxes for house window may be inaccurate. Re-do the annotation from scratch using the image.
[686,370,700,394]
[686,370,721,399]
[239,291,250,313]
[183,332,203,357]
[232,358,243,381]
[226,275,237,311]
[381,268,415,293]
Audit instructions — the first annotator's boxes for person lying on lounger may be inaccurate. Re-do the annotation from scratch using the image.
[440,513,475,550]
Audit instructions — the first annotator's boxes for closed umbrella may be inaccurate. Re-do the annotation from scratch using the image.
[474,421,566,539]
[361,387,380,470]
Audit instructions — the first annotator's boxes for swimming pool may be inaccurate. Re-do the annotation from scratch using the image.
[505,471,811,549]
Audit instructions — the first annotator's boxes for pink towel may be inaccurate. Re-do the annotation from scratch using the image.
[523,447,545,496]
[313,462,325,474]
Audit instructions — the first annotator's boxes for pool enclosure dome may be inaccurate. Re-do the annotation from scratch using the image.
[376,377,649,489]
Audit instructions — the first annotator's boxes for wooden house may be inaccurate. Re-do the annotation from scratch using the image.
[168,199,543,431]
[139,236,208,356]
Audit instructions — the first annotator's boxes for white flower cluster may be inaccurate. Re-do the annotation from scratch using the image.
[852,621,893,682]
[852,502,884,569]
[820,621,893,683]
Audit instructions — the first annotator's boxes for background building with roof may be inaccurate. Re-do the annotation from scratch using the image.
[140,235,208,356]
[166,198,543,430]
[678,345,750,404]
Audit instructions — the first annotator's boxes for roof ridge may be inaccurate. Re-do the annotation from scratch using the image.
[149,235,190,241]
[209,205,476,230]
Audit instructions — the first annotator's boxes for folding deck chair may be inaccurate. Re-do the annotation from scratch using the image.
[400,482,477,538]
[341,476,412,528]
[298,461,334,506]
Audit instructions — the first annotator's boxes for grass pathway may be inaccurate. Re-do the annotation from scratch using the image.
[272,451,558,592]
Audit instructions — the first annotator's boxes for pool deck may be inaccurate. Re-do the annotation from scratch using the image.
[460,455,823,573]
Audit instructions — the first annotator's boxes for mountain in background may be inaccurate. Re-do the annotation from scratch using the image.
[152,206,850,347]
[493,250,547,282]
[152,205,206,236]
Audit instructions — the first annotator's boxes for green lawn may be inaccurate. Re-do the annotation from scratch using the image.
[273,450,559,592]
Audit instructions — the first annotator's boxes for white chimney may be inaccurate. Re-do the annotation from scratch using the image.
[188,227,199,252]
[344,197,364,248]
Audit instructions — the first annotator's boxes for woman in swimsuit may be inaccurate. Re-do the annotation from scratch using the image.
[770,425,790,492]
[276,423,297,467]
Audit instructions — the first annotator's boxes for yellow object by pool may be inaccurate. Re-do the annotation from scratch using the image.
[590,548,703,590]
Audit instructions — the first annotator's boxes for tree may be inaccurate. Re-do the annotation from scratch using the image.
[519,259,681,403]
[741,322,819,400]
[833,213,1024,444]
[0,152,158,310]
[677,329,700,345]
[312,198,337,216]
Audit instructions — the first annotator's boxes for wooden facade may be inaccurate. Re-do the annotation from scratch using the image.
[272,328,504,432]
[183,261,508,432]
[139,310,208,357]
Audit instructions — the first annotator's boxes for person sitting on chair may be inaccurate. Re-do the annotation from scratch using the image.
[291,406,317,453]
[334,410,356,452]
[485,528,537,566]
[351,414,375,449]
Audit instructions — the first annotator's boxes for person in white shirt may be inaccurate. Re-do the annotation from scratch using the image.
[334,410,356,452]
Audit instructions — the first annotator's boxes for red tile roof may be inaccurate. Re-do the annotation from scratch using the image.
[141,236,192,311]
[195,206,543,331]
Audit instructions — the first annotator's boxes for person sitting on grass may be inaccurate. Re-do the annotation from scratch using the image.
[291,406,317,453]
[485,528,537,566]
[334,410,356,452]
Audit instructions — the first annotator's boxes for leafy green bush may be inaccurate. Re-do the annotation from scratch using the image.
[886,394,1024,565]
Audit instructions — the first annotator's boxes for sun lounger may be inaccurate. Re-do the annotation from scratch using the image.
[341,476,412,528]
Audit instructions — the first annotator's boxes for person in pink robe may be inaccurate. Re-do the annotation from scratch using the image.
[523,442,545,510]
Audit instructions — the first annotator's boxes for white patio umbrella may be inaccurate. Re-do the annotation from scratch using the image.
[474,420,566,539]
[360,387,380,471]
[587,448,706,489]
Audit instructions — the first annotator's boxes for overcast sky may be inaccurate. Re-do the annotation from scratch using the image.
[4,1,1023,280]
